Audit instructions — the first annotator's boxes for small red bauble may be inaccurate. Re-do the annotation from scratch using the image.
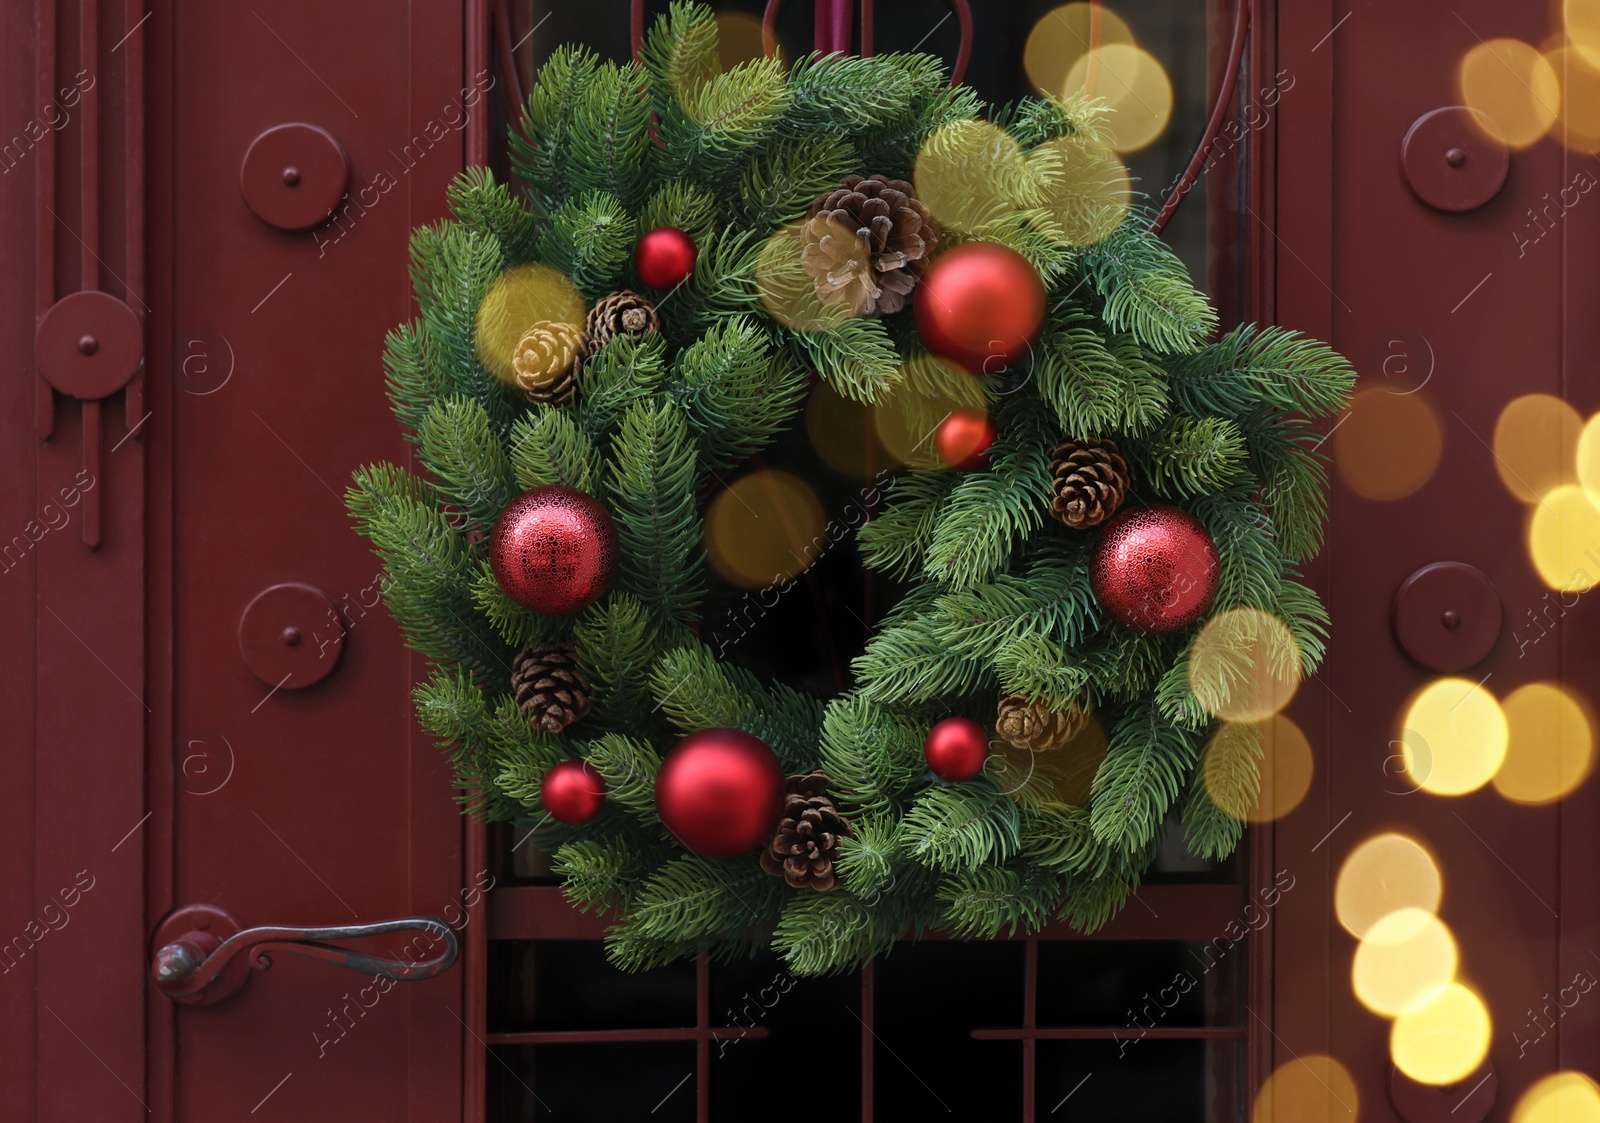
[541,759,607,824]
[935,408,996,470]
[655,728,786,857]
[489,485,617,615]
[1091,504,1220,634]
[924,717,990,782]
[914,242,1047,375]
[635,227,698,290]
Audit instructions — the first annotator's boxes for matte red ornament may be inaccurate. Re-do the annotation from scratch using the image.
[635,226,698,290]
[914,242,1047,374]
[924,717,990,782]
[655,728,786,858]
[935,408,996,470]
[541,759,607,824]
[1091,504,1220,634]
[489,485,617,615]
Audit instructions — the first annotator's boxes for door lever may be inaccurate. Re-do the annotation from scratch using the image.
[151,904,458,1007]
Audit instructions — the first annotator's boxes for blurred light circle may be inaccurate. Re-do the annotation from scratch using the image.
[1493,393,1582,503]
[473,264,585,386]
[715,10,776,69]
[1201,714,1314,823]
[915,118,1030,232]
[1400,678,1509,795]
[992,716,1108,808]
[1547,46,1600,152]
[1353,908,1458,1016]
[756,222,835,333]
[1495,682,1596,804]
[873,355,986,470]
[1188,608,1302,722]
[1573,411,1600,494]
[806,380,893,478]
[1528,485,1600,592]
[1334,388,1444,500]
[1023,3,1136,103]
[1390,982,1492,1085]
[1512,1071,1600,1123]
[703,469,826,590]
[1029,134,1133,247]
[1335,832,1443,939]
[1458,38,1560,148]
[1064,44,1174,153]
[1251,1055,1360,1123]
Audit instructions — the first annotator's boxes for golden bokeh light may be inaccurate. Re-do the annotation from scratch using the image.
[1029,134,1133,246]
[806,380,894,478]
[1495,682,1596,804]
[1334,389,1444,501]
[1528,485,1600,592]
[755,222,834,333]
[1251,1055,1359,1123]
[1547,46,1600,153]
[703,469,826,590]
[873,355,988,471]
[1574,412,1600,494]
[1335,833,1443,939]
[992,716,1109,809]
[1188,608,1302,722]
[1400,678,1509,796]
[1063,44,1174,153]
[1459,38,1561,148]
[1513,1071,1600,1123]
[714,9,776,69]
[915,118,1031,232]
[1201,714,1315,824]
[1390,982,1492,1085]
[1570,0,1600,57]
[473,264,586,385]
[1353,908,1458,1016]
[1023,3,1136,103]
[1493,393,1582,503]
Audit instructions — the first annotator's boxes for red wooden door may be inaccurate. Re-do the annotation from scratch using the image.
[3,1,474,1119]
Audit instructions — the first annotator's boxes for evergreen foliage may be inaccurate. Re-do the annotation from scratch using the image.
[349,1,1353,975]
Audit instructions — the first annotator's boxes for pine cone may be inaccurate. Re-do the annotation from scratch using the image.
[1049,436,1130,529]
[510,644,591,734]
[579,290,659,365]
[759,772,852,891]
[996,692,1092,752]
[512,321,585,406]
[801,174,940,317]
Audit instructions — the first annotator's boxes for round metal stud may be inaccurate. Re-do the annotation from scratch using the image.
[1393,562,1503,672]
[237,582,344,689]
[1390,1060,1495,1123]
[240,123,349,231]
[35,291,143,400]
[1402,107,1510,213]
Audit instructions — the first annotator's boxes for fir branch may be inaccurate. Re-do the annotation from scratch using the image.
[568,60,656,213]
[901,783,1023,873]
[650,643,825,771]
[574,592,664,732]
[851,612,991,706]
[509,44,602,220]
[819,696,929,816]
[1133,415,1249,498]
[535,190,634,299]
[446,167,539,262]
[1018,806,1105,875]
[667,316,806,470]
[607,401,703,630]
[1187,721,1259,858]
[1079,220,1217,355]
[416,397,519,531]
[583,733,664,822]
[470,560,568,650]
[508,407,601,493]
[1088,702,1201,853]
[572,333,671,442]
[939,865,1065,938]
[555,836,653,914]
[857,470,960,580]
[414,667,524,820]
[1167,323,1357,419]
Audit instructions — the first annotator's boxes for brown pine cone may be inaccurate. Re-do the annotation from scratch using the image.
[801,174,940,317]
[1049,436,1130,529]
[510,643,591,734]
[579,290,659,365]
[759,772,852,891]
[996,692,1092,752]
[512,321,584,406]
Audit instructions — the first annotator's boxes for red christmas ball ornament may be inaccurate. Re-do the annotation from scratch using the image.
[655,728,786,857]
[489,485,617,615]
[541,759,607,824]
[635,226,698,290]
[935,408,996,470]
[924,717,990,782]
[1091,504,1220,634]
[914,242,1047,375]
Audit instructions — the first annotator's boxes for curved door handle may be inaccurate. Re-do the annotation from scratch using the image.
[151,904,458,1007]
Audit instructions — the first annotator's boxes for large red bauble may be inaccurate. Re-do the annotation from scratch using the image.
[541,760,607,824]
[935,408,996,470]
[914,242,1047,374]
[924,717,990,782]
[1091,504,1220,633]
[635,226,698,290]
[489,485,617,615]
[655,728,786,857]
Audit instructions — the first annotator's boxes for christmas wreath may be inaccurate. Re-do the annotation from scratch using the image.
[349,2,1354,975]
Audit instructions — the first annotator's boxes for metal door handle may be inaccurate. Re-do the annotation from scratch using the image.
[150,904,458,1007]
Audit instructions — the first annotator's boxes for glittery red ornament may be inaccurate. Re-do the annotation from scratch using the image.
[913,242,1046,374]
[1091,504,1219,634]
[935,408,996,470]
[541,759,607,824]
[655,728,786,857]
[924,717,990,782]
[635,227,698,290]
[489,485,617,615]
